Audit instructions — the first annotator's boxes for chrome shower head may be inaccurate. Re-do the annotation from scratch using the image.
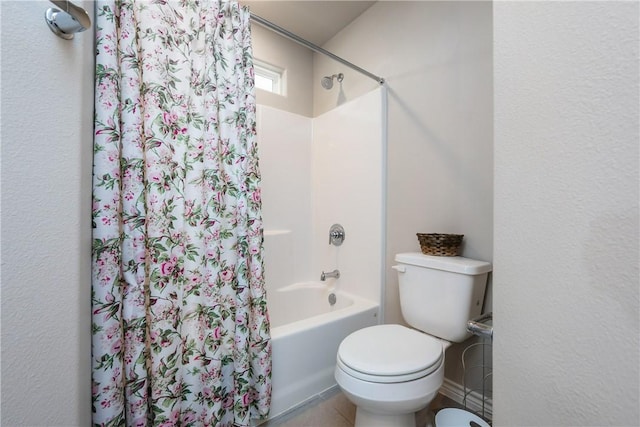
[321,76,334,90]
[321,73,344,90]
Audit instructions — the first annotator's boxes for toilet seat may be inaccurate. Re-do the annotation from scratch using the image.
[337,324,444,383]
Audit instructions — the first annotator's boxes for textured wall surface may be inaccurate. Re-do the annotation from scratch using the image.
[1,2,93,425]
[494,2,639,425]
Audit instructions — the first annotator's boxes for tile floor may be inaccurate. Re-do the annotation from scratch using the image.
[262,388,467,427]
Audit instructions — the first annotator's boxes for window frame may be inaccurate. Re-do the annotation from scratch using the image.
[253,59,285,96]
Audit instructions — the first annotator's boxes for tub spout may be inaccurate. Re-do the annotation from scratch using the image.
[320,269,340,281]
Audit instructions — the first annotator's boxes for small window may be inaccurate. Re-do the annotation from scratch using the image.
[254,59,285,96]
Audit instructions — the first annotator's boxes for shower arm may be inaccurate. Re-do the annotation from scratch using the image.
[45,0,92,40]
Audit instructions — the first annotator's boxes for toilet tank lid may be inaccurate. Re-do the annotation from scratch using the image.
[395,252,492,275]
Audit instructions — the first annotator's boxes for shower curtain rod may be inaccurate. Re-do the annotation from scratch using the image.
[249,13,385,85]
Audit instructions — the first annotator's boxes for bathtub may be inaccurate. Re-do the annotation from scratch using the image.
[265,282,379,420]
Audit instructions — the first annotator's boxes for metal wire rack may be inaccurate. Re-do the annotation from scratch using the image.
[463,312,493,422]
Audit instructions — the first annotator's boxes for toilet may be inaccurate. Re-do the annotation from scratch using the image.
[335,252,492,427]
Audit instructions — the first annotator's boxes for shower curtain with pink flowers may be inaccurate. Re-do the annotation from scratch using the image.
[91,1,271,425]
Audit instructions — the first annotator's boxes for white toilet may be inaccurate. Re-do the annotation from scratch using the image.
[335,252,492,427]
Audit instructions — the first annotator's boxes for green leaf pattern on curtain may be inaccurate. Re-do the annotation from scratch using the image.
[92,1,271,425]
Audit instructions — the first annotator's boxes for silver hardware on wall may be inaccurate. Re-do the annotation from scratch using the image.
[45,0,91,40]
[467,312,493,340]
[329,224,345,246]
[320,269,340,281]
[321,73,344,90]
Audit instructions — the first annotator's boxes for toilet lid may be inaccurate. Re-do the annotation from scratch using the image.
[337,324,444,383]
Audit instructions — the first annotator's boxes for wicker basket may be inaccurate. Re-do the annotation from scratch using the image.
[417,233,463,256]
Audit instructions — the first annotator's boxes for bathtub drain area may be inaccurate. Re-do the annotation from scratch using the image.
[328,293,337,306]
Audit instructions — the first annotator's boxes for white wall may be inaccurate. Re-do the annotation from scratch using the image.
[257,105,313,287]
[316,0,493,321]
[315,1,494,388]
[311,88,384,303]
[257,89,384,305]
[1,1,93,425]
[251,24,313,117]
[494,2,639,425]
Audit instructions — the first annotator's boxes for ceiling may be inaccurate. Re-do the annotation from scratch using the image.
[241,1,376,46]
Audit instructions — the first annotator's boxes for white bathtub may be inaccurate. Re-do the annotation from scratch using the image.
[265,282,379,420]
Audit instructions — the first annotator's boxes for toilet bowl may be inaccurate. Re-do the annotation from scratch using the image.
[335,324,449,427]
[335,253,492,427]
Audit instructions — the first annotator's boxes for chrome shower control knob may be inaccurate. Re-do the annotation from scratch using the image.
[329,224,345,246]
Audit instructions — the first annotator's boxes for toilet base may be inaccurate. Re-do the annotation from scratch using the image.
[354,407,415,427]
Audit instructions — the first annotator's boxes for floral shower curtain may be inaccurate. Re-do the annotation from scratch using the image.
[91,1,271,425]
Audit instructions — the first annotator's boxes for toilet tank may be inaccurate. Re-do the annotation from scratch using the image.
[394,252,492,343]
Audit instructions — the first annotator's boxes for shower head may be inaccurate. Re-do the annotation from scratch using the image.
[321,73,344,90]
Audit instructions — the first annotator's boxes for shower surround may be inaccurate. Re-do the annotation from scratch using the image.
[256,88,386,419]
